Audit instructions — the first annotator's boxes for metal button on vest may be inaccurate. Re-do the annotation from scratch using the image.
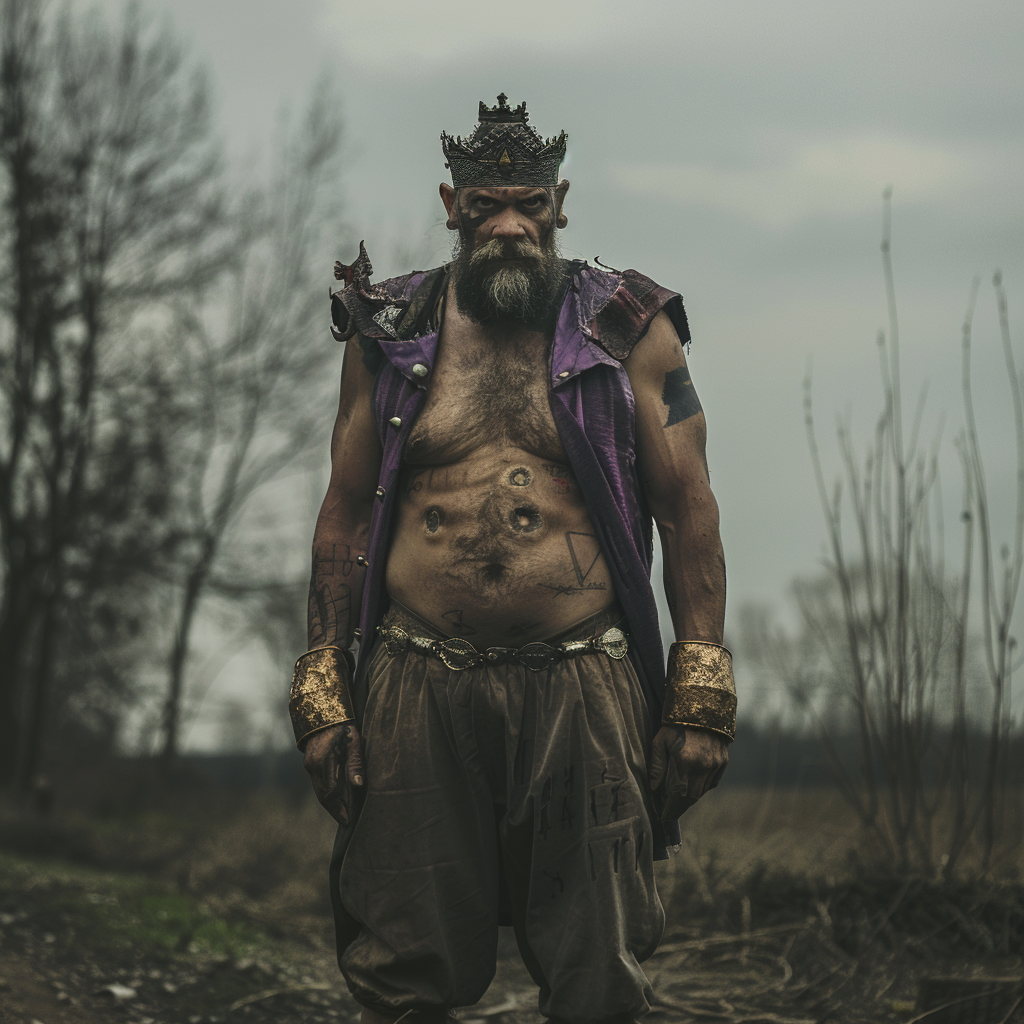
[375,486,385,499]
[558,371,570,378]
[412,363,428,377]
[356,555,368,567]
[389,416,402,427]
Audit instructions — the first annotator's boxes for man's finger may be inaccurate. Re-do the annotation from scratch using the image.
[690,770,712,799]
[661,778,689,821]
[660,755,690,820]
[328,787,351,826]
[649,737,667,790]
[345,725,364,787]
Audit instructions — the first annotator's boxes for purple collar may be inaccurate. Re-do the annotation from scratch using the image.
[373,263,624,388]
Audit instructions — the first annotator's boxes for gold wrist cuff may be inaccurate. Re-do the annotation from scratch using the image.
[289,646,355,749]
[663,641,737,740]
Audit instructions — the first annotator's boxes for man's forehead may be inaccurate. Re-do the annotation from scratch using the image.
[458,186,549,201]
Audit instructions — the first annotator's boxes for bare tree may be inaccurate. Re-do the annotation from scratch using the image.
[796,193,1022,875]
[0,0,229,790]
[155,89,347,766]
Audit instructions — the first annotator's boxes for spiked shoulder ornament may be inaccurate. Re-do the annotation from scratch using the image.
[441,93,567,188]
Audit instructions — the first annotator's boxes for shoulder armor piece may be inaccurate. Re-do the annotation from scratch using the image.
[584,266,691,361]
[329,241,446,343]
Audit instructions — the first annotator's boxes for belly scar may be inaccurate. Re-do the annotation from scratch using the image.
[509,467,532,486]
[510,505,543,532]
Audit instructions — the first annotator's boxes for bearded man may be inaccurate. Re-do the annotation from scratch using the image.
[289,95,735,1024]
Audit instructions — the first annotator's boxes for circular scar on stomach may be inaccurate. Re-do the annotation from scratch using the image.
[509,467,532,487]
[510,505,543,532]
[424,507,442,533]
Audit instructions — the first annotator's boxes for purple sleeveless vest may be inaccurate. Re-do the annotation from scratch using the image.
[332,260,690,854]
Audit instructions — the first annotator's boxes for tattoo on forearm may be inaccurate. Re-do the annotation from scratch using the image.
[662,365,702,426]
[308,578,352,646]
[313,543,354,580]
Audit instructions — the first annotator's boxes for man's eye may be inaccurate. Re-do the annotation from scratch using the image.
[522,196,545,208]
[473,197,495,208]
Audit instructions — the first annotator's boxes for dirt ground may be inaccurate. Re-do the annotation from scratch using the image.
[0,786,1021,1024]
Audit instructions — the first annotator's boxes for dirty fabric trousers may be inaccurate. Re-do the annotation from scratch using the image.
[336,604,665,1022]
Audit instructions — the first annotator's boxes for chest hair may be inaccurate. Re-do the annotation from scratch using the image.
[408,335,562,463]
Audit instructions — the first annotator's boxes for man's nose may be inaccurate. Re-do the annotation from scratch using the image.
[488,207,527,238]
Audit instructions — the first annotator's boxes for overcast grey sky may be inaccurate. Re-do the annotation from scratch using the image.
[82,0,1024,739]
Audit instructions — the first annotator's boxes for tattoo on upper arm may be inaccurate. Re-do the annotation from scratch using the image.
[661,365,702,427]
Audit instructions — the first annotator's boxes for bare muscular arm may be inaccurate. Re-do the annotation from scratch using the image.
[624,311,729,817]
[303,334,382,823]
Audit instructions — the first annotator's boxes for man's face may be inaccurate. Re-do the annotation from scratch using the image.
[440,182,569,327]
[442,185,564,251]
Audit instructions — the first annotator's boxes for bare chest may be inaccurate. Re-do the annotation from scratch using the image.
[406,324,565,465]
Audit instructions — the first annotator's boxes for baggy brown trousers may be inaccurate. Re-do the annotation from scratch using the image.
[335,604,665,1023]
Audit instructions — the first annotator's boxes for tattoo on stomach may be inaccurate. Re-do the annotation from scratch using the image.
[538,581,608,597]
[540,463,574,495]
[441,609,476,635]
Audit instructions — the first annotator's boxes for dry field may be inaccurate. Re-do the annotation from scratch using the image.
[0,784,1021,1024]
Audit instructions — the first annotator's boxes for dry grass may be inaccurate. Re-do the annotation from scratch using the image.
[2,783,1023,1023]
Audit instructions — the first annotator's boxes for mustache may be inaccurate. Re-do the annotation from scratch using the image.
[463,237,548,267]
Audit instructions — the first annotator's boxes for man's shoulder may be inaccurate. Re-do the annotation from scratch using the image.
[572,261,691,361]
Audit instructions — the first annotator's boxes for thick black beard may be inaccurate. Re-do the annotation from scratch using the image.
[450,236,566,330]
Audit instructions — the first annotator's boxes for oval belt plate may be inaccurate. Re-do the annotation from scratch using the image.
[381,626,409,657]
[516,642,560,671]
[596,627,628,659]
[434,637,479,671]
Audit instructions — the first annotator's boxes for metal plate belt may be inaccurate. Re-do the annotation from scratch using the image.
[378,624,629,672]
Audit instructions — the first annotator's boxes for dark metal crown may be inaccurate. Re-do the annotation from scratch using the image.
[441,94,567,188]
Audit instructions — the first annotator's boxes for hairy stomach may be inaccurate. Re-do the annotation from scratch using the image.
[384,450,616,647]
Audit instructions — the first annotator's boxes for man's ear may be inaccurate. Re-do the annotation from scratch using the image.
[554,178,570,229]
[439,183,459,230]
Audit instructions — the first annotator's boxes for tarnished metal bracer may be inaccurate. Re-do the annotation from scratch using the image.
[289,646,355,749]
[663,641,737,740]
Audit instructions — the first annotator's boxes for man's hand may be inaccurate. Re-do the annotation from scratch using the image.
[303,722,365,825]
[649,724,728,820]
